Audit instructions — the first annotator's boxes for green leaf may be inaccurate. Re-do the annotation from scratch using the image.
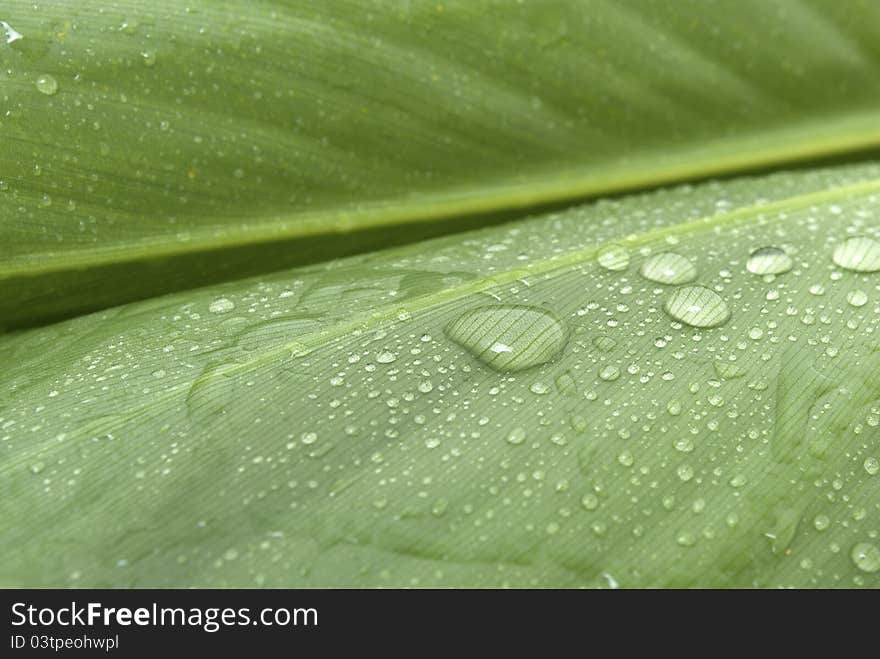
[5,0,880,327]
[3,162,880,587]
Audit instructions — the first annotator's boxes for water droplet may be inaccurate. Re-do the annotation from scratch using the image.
[506,427,526,445]
[581,493,599,510]
[597,244,629,271]
[676,531,697,547]
[639,252,697,285]
[529,381,550,395]
[813,515,830,531]
[746,246,793,275]
[209,297,235,313]
[445,305,567,372]
[35,74,58,96]
[851,542,880,573]
[593,336,617,352]
[29,461,45,474]
[729,474,747,488]
[663,286,730,328]
[713,361,746,380]
[2,20,23,43]
[301,432,317,445]
[832,237,880,272]
[847,289,868,307]
[617,450,634,467]
[864,456,879,476]
[673,438,694,453]
[140,49,157,67]
[376,350,397,364]
[598,364,620,381]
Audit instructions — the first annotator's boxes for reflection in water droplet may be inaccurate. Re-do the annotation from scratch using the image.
[832,237,880,272]
[746,246,793,275]
[846,289,868,307]
[209,297,235,313]
[639,252,697,285]
[663,286,730,328]
[445,305,566,372]
[2,20,24,43]
[597,244,629,271]
[35,74,58,95]
[851,542,880,573]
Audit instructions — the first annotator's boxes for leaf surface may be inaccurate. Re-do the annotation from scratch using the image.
[3,162,880,587]
[4,0,880,326]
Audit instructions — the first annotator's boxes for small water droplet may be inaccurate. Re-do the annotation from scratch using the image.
[209,297,235,313]
[832,237,880,272]
[673,438,694,453]
[746,246,793,275]
[598,364,620,381]
[639,252,697,285]
[663,286,730,328]
[35,74,58,96]
[851,542,880,573]
[29,461,45,474]
[140,49,157,67]
[376,350,397,364]
[581,493,599,511]
[713,361,746,380]
[597,244,629,271]
[847,289,868,307]
[813,515,830,531]
[593,336,617,352]
[506,427,526,445]
[445,305,567,372]
[529,381,550,395]
[676,531,697,547]
[864,456,879,476]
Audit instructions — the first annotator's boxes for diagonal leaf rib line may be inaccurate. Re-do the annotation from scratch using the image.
[5,111,880,280]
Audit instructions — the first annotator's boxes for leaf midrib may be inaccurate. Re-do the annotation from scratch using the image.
[5,108,880,278]
[6,172,879,476]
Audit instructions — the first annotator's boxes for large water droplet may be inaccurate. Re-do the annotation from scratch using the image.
[746,246,793,275]
[851,542,880,573]
[597,244,629,271]
[445,305,567,372]
[663,286,730,328]
[639,252,697,285]
[35,74,58,96]
[832,237,880,272]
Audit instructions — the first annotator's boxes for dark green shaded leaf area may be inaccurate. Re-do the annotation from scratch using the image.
[4,1,880,327]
